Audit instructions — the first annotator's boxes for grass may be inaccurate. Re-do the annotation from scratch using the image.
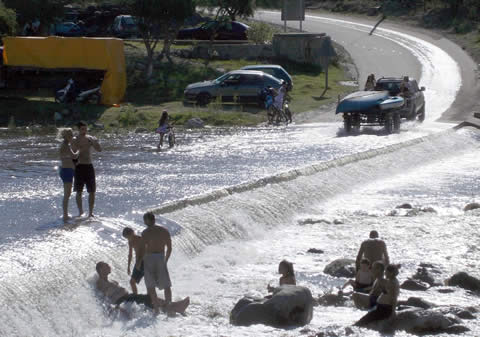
[1,39,354,129]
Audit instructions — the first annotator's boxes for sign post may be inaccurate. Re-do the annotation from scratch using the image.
[281,0,305,33]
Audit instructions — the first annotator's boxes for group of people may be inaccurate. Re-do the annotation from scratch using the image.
[364,73,412,97]
[58,121,101,221]
[96,212,190,316]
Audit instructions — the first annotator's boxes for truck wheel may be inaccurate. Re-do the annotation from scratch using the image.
[384,113,394,134]
[407,103,416,121]
[393,112,401,132]
[352,113,361,132]
[344,114,352,133]
[418,104,425,122]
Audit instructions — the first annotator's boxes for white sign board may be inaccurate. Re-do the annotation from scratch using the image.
[281,0,305,21]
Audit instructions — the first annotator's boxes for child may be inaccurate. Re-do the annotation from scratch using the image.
[156,110,170,148]
[354,263,400,327]
[267,259,296,292]
[57,128,78,221]
[122,227,145,295]
[342,258,374,293]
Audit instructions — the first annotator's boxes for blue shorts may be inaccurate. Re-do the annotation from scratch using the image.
[59,168,74,183]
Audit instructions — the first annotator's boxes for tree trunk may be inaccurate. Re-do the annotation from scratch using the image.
[146,47,154,79]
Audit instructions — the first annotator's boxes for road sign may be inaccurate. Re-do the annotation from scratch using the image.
[281,0,305,21]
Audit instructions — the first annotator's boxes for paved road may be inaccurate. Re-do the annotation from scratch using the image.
[256,10,480,122]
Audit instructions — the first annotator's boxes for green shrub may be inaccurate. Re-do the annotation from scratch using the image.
[453,18,476,34]
[247,21,275,45]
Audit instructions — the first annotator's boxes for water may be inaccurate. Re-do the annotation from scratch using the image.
[1,124,480,337]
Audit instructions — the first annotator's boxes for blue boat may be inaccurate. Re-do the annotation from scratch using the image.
[336,91,402,114]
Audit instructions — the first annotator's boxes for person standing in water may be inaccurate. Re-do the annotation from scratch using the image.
[58,128,78,222]
[156,110,170,149]
[356,230,390,272]
[142,212,173,315]
[71,121,101,217]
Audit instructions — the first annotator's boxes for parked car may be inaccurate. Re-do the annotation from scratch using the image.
[184,70,283,106]
[52,22,85,37]
[112,15,138,38]
[177,21,249,40]
[241,65,293,91]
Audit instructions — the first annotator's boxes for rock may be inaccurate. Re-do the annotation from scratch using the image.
[396,203,413,209]
[93,122,104,130]
[447,308,476,320]
[323,259,355,278]
[134,127,148,133]
[307,248,324,254]
[412,267,437,286]
[436,288,455,294]
[317,292,348,307]
[406,209,421,217]
[464,202,480,211]
[397,297,434,309]
[394,308,467,334]
[184,117,205,129]
[401,279,430,291]
[447,272,480,292]
[442,325,470,334]
[298,218,331,225]
[230,285,314,327]
[421,206,437,213]
[333,219,344,225]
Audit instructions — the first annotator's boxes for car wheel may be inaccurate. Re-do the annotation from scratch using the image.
[344,114,352,133]
[196,93,211,107]
[393,112,401,132]
[384,113,394,134]
[352,113,361,133]
[418,103,425,122]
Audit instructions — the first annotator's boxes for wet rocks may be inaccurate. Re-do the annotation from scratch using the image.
[464,202,480,212]
[134,127,148,133]
[317,291,348,307]
[412,264,441,286]
[307,248,324,254]
[323,259,356,278]
[446,272,480,292]
[401,279,430,291]
[396,203,413,209]
[184,117,205,129]
[394,308,468,334]
[398,296,434,309]
[298,218,331,225]
[230,285,314,327]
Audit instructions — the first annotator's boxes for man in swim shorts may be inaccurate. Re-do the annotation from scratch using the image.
[142,212,173,315]
[95,261,189,316]
[356,230,390,272]
[122,227,145,294]
[71,121,101,217]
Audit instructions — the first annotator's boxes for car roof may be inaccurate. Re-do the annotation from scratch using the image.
[242,65,285,70]
[227,70,267,75]
[377,77,416,82]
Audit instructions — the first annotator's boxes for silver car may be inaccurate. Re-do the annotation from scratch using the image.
[184,70,283,106]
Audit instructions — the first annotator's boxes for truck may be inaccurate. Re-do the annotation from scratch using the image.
[336,77,426,134]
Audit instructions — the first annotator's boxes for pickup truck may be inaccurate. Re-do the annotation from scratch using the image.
[336,77,426,134]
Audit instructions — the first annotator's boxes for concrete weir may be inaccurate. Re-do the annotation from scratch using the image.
[151,124,477,216]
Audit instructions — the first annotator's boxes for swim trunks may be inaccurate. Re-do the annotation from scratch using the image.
[74,164,96,193]
[144,253,172,290]
[354,281,373,293]
[59,168,74,183]
[115,294,152,309]
[131,262,144,284]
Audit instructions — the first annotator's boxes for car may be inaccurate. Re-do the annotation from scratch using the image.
[112,15,138,38]
[177,21,249,40]
[183,70,283,106]
[241,65,293,91]
[374,77,425,121]
[52,22,85,37]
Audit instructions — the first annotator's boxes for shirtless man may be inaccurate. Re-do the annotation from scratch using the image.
[122,227,145,294]
[142,212,173,315]
[71,121,101,217]
[95,261,189,316]
[352,261,385,309]
[356,230,389,272]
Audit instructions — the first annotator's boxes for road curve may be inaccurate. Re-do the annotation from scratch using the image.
[255,10,480,122]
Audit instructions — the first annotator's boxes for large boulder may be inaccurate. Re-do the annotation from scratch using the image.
[447,272,480,292]
[398,297,435,309]
[184,117,205,129]
[323,259,356,278]
[394,308,468,334]
[401,279,430,291]
[230,285,314,327]
[464,202,480,212]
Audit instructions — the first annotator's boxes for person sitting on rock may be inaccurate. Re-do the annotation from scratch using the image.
[354,263,400,327]
[352,261,385,309]
[267,259,296,292]
[341,258,374,294]
[95,261,189,318]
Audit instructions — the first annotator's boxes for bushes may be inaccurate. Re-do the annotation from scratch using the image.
[247,21,275,44]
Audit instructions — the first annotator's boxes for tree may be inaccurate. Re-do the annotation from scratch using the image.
[4,0,66,31]
[198,0,256,21]
[130,0,194,79]
[0,0,16,35]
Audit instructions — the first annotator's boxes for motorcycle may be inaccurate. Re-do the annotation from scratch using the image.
[55,79,102,104]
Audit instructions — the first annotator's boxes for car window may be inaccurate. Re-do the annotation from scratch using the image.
[410,80,419,91]
[222,74,243,85]
[242,74,261,85]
